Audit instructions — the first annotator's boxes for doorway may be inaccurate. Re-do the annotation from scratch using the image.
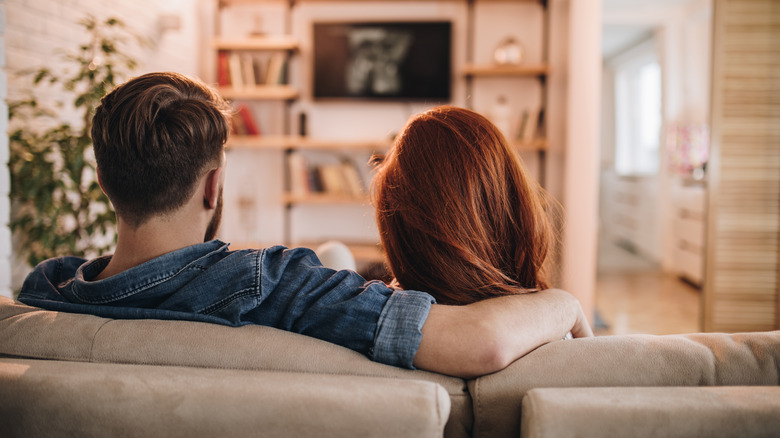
[595,0,713,335]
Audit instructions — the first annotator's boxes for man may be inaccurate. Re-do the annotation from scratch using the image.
[19,72,592,378]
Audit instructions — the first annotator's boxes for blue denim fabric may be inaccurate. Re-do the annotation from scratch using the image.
[18,240,435,369]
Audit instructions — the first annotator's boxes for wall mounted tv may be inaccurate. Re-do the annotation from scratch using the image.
[313,21,452,101]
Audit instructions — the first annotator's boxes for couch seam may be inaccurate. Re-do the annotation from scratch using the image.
[524,392,538,438]
[88,319,113,363]
[434,382,444,432]
[473,378,482,438]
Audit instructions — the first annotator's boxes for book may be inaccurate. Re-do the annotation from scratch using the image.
[217,51,230,86]
[308,166,324,193]
[288,151,310,196]
[340,159,364,197]
[228,52,243,89]
[522,108,540,144]
[265,53,286,85]
[319,164,347,195]
[516,110,529,140]
[241,54,257,88]
[232,105,261,136]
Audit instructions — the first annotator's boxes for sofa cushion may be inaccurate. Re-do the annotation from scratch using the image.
[469,331,780,438]
[0,357,450,438]
[0,297,471,438]
[520,386,780,438]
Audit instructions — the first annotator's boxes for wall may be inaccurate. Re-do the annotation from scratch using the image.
[1,0,201,296]
[0,2,8,297]
[561,0,601,323]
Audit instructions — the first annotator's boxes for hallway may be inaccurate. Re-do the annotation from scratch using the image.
[594,240,701,336]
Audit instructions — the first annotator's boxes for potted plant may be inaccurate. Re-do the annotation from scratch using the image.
[8,16,142,268]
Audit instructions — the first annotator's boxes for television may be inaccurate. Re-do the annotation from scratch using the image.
[313,21,452,101]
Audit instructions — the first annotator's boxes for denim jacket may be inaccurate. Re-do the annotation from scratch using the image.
[18,240,435,369]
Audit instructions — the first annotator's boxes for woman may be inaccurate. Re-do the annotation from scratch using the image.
[373,105,557,305]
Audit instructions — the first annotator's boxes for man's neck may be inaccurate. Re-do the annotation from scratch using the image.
[95,216,207,281]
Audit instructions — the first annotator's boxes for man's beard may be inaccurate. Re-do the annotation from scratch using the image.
[204,187,224,242]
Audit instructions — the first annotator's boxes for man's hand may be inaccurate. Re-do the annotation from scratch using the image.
[413,289,592,379]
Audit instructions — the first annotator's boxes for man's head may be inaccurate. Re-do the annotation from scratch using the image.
[92,72,232,228]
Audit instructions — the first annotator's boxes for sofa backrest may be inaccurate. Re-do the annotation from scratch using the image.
[3,296,779,438]
[0,357,450,438]
[470,331,780,438]
[0,297,472,438]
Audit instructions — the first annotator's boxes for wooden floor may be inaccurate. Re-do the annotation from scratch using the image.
[594,240,701,336]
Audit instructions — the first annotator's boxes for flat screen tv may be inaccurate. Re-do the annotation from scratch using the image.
[313,21,452,101]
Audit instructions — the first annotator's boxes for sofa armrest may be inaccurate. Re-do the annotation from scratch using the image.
[0,357,450,438]
[521,386,780,438]
[469,331,780,438]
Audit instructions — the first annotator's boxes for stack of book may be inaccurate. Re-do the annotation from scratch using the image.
[217,51,287,89]
[516,108,542,144]
[288,152,366,199]
[231,104,261,136]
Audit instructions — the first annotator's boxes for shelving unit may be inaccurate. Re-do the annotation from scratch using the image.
[213,0,391,259]
[211,0,555,264]
[463,0,550,185]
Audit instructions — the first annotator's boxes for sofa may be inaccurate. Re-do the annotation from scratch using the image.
[1,295,778,437]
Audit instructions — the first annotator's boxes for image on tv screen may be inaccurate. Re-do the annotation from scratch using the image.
[313,21,452,101]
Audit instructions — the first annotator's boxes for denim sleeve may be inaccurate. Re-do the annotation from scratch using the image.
[372,289,435,369]
[254,246,435,368]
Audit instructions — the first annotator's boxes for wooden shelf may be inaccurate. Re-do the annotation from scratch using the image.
[217,85,298,100]
[282,193,371,206]
[511,138,548,151]
[218,0,288,5]
[296,241,384,264]
[287,0,540,2]
[462,63,550,77]
[227,135,392,151]
[213,36,298,51]
[228,240,385,264]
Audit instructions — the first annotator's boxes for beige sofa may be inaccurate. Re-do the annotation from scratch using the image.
[1,295,778,437]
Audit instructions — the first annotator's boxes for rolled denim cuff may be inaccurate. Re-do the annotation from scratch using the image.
[371,289,436,369]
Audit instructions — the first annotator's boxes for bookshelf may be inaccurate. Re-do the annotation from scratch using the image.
[463,0,551,184]
[213,0,391,254]
[212,0,555,263]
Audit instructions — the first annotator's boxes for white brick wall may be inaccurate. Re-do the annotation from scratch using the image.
[2,0,201,295]
[1,2,10,298]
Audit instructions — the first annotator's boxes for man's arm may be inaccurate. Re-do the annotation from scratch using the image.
[413,289,593,379]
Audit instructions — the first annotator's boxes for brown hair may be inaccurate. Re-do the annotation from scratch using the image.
[373,106,556,305]
[92,72,232,227]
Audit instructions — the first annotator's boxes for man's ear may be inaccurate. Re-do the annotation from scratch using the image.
[96,168,107,195]
[204,165,224,210]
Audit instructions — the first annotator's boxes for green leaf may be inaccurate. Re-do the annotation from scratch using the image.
[10,14,138,268]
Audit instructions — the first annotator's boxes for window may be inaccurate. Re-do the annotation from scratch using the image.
[613,40,662,175]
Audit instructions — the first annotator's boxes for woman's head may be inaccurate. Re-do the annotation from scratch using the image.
[372,105,556,305]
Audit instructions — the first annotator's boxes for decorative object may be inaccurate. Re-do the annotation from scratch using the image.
[8,16,142,267]
[490,95,513,138]
[493,37,524,65]
[666,123,709,178]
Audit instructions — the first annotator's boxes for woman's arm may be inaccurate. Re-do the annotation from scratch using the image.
[413,289,592,378]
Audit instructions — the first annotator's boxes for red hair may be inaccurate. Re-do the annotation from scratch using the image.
[373,106,556,305]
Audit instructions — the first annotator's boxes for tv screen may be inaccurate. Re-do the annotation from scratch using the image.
[313,21,452,101]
